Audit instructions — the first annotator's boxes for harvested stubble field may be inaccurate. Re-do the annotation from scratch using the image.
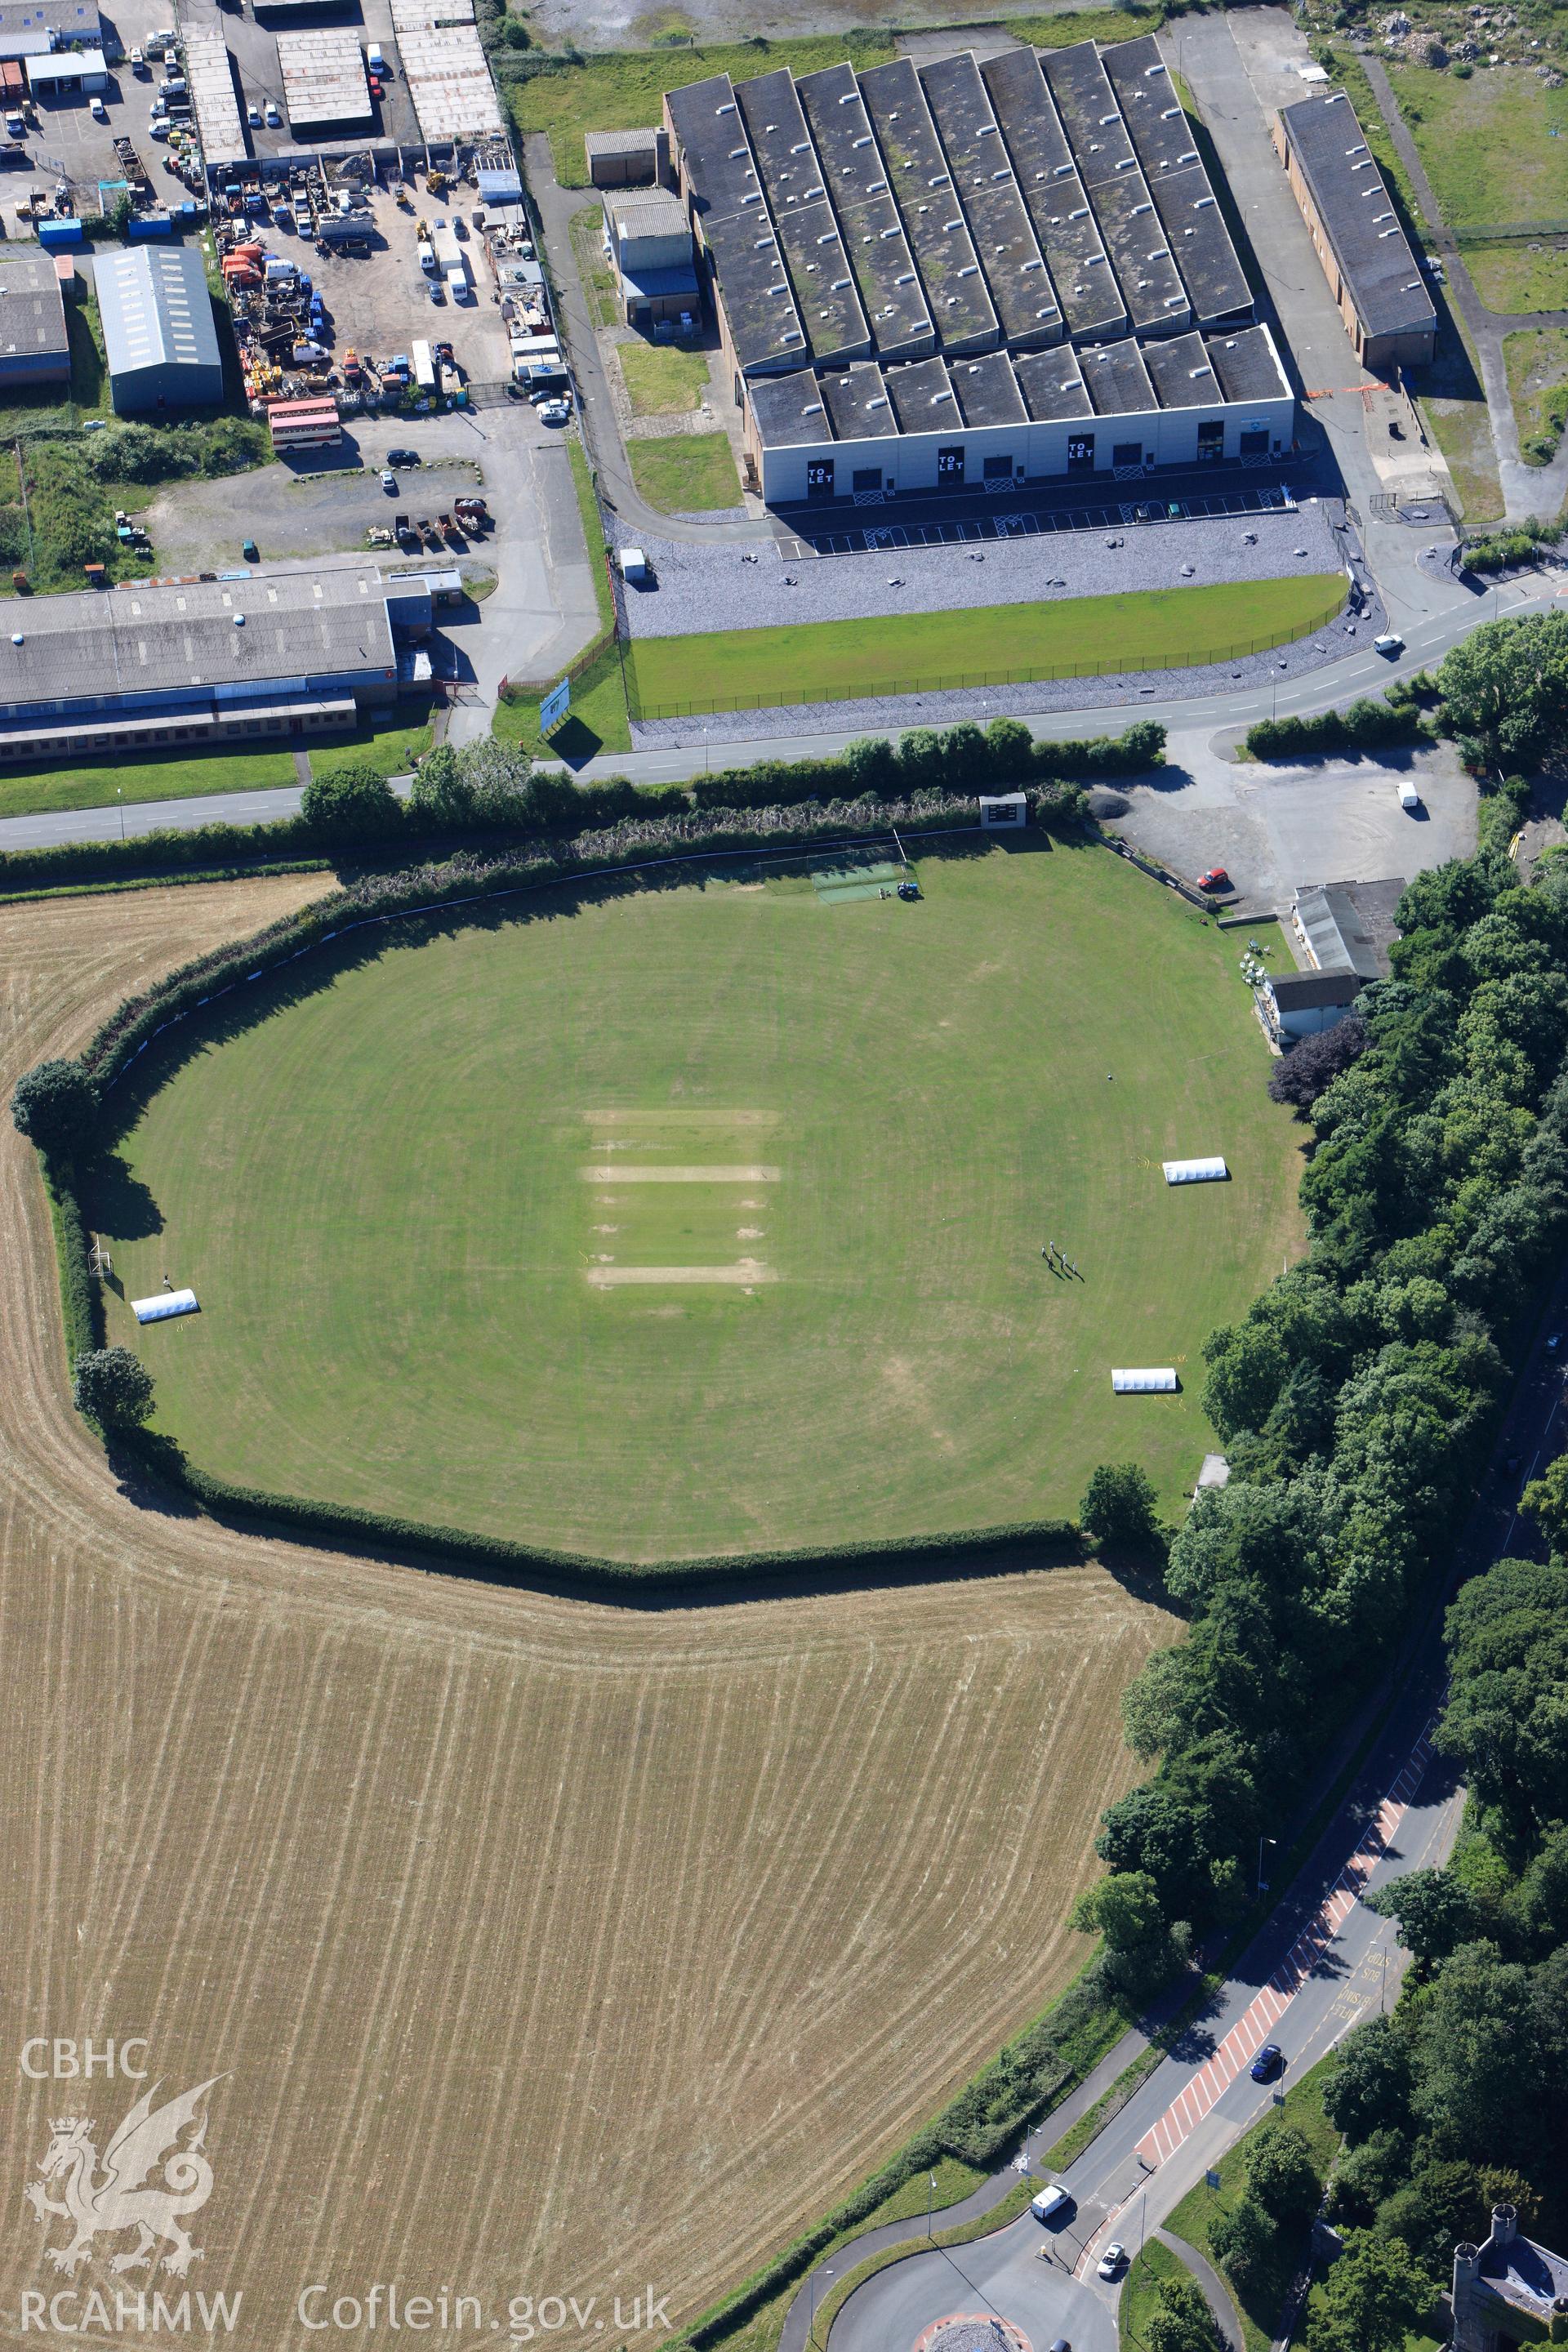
[98,842,1303,1558]
[0,875,1175,2347]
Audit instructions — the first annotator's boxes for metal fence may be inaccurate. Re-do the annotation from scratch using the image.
[627,603,1348,723]
[1450,220,1568,243]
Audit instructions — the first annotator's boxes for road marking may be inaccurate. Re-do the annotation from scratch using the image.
[1128,1721,1435,2173]
[1071,1712,1439,2278]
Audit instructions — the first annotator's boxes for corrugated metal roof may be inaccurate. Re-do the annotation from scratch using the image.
[182,25,247,171]
[399,20,502,140]
[95,244,221,384]
[0,566,394,709]
[278,25,370,128]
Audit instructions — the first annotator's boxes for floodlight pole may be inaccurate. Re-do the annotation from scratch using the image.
[891,823,908,868]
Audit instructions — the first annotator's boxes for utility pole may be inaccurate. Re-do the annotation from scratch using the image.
[1257,1833,1276,1896]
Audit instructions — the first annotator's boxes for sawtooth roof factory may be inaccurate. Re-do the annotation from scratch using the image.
[664,36,1295,504]
[0,566,418,764]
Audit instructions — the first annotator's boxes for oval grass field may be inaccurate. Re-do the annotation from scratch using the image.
[100,836,1304,1561]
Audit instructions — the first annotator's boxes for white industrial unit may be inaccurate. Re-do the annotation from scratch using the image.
[1111,1366,1178,1393]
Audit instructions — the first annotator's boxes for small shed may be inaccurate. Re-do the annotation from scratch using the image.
[1162,1156,1228,1184]
[980,793,1027,829]
[1111,1367,1178,1393]
[585,125,668,189]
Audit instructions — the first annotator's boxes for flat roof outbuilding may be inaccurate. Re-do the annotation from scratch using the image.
[0,243,69,383]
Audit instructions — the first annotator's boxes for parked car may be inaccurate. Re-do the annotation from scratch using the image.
[247,101,260,123]
[1374,632,1404,655]
[89,94,108,119]
[386,447,419,467]
[427,279,444,303]
[265,100,280,124]
[241,538,259,561]
[417,240,435,272]
[1196,866,1231,892]
[379,468,398,490]
[1097,2243,1127,2281]
[148,117,169,137]
[1250,2043,1285,2082]
[6,115,24,139]
[1031,2185,1071,2223]
[1398,782,1423,813]
[130,44,146,68]
[537,399,570,425]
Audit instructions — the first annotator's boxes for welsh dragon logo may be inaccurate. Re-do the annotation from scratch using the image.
[24,2078,222,2278]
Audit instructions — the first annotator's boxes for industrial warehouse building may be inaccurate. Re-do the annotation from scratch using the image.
[1274,91,1436,372]
[0,0,100,57]
[95,244,224,414]
[0,246,69,386]
[663,36,1295,502]
[0,567,409,763]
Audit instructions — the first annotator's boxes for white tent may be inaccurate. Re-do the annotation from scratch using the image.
[1162,1156,1229,1184]
[1112,1366,1178,1393]
[131,1289,199,1325]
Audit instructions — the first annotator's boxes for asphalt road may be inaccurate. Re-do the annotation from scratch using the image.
[0,576,1544,857]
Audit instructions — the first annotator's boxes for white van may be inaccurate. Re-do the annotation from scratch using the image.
[1031,2185,1071,2223]
[1398,782,1422,813]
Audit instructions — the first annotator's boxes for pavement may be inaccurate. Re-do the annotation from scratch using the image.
[0,570,1542,856]
[1102,731,1477,913]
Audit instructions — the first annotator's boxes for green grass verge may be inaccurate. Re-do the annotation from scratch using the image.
[494,631,633,757]
[98,840,1303,1561]
[1040,2040,1164,2175]
[805,2180,1040,2352]
[1464,238,1568,313]
[0,743,296,821]
[510,34,896,188]
[1387,61,1568,229]
[626,577,1344,719]
[309,718,434,782]
[1165,2055,1343,2352]
[617,341,710,416]
[1119,2234,1194,2352]
[1504,325,1568,466]
[626,430,742,514]
[713,2158,988,2352]
[569,205,621,331]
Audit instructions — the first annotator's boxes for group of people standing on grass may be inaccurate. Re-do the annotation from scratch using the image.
[1041,1241,1082,1279]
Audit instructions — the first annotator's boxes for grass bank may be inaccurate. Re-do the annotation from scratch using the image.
[1387,62,1568,229]
[1118,2234,1194,2351]
[626,576,1345,719]
[1464,238,1568,314]
[0,744,296,822]
[617,343,710,416]
[1164,2056,1342,2352]
[626,430,742,513]
[309,717,434,782]
[510,33,897,187]
[1504,326,1568,465]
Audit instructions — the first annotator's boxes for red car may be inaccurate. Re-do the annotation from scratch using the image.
[1197,866,1232,892]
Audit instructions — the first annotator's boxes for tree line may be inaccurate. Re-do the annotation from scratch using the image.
[1079,835,1568,2310]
